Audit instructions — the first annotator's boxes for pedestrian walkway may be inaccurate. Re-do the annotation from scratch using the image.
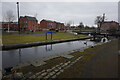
[80,41,118,78]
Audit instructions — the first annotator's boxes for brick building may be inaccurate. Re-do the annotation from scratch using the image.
[1,22,18,31]
[39,19,66,30]
[1,16,68,32]
[20,16,38,31]
[101,21,119,31]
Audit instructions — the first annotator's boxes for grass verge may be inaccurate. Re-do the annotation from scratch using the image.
[2,34,88,44]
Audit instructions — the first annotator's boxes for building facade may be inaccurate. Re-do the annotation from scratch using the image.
[20,16,38,31]
[101,21,119,31]
[1,22,18,31]
[1,16,67,32]
[39,19,66,30]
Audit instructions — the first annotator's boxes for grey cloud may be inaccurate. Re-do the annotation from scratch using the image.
[1,2,118,26]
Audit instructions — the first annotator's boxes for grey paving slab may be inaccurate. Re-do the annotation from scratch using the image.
[61,54,74,59]
[31,60,46,67]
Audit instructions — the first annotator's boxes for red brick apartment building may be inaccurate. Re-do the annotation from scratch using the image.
[39,19,67,30]
[1,22,18,31]
[101,21,119,31]
[20,16,38,31]
[1,16,67,31]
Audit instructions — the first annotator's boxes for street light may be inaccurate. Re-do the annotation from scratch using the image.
[16,2,20,34]
[17,2,22,64]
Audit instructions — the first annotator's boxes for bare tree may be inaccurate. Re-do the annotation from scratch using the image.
[95,16,103,27]
[95,13,105,33]
[2,14,6,22]
[34,13,38,31]
[5,10,15,32]
[65,21,72,30]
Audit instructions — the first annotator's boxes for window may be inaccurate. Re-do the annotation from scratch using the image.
[48,23,52,26]
[24,24,27,27]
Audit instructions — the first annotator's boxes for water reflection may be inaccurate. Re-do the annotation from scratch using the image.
[84,41,87,46]
[34,47,38,54]
[18,49,22,63]
[2,40,97,69]
[45,44,53,51]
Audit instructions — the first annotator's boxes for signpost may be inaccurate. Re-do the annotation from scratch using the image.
[46,31,53,40]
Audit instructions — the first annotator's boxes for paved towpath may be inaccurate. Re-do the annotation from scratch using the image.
[77,39,118,78]
[58,39,119,78]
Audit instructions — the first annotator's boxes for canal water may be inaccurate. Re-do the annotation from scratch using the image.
[2,39,97,69]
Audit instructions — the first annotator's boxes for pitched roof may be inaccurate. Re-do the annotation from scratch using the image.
[103,21,119,24]
[42,19,64,24]
[26,16,37,21]
[42,19,55,22]
[20,16,38,21]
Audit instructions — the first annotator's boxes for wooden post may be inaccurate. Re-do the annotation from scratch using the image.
[93,35,95,41]
[51,33,52,40]
[46,33,47,40]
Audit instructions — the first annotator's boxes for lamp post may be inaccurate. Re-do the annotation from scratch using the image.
[17,2,22,62]
[16,2,20,34]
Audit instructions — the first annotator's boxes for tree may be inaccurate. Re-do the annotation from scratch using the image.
[65,21,72,30]
[95,13,105,33]
[91,26,96,29]
[84,25,90,29]
[78,22,84,31]
[5,10,16,32]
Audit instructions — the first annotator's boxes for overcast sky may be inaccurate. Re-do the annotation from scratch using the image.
[1,0,120,2]
[1,2,118,26]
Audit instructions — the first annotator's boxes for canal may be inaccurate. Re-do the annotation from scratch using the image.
[2,39,98,69]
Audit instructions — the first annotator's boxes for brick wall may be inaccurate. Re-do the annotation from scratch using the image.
[101,21,119,31]
[20,16,38,31]
[2,22,18,31]
[40,19,66,30]
[1,17,68,31]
